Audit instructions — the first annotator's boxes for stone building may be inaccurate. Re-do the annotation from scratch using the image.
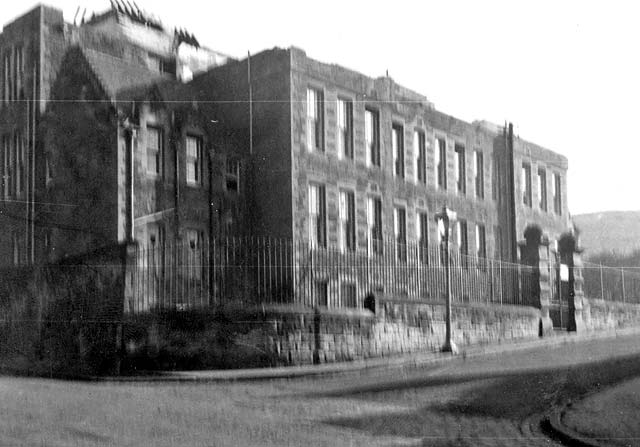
[0,3,232,266]
[1,4,570,303]
[188,47,569,261]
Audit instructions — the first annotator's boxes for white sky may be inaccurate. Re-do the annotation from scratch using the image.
[3,0,639,215]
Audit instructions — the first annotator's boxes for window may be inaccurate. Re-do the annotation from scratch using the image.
[185,229,203,250]
[392,124,404,178]
[492,155,499,201]
[315,280,328,307]
[417,211,429,264]
[475,224,486,259]
[43,230,52,253]
[12,232,20,266]
[2,134,9,199]
[456,219,468,257]
[15,133,24,197]
[149,223,166,248]
[474,150,484,199]
[522,162,532,207]
[436,137,446,189]
[339,189,356,252]
[306,87,324,152]
[45,153,53,187]
[337,98,353,159]
[553,173,562,215]
[394,206,407,263]
[538,168,547,211]
[454,143,465,194]
[146,126,162,176]
[148,223,166,304]
[367,196,383,256]
[2,51,10,104]
[185,135,202,185]
[309,183,326,248]
[13,46,23,100]
[185,229,204,281]
[365,108,380,166]
[415,130,426,184]
[148,53,175,75]
[225,159,240,193]
[340,282,357,308]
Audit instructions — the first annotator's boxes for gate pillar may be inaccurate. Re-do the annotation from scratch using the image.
[558,232,586,332]
[521,226,554,336]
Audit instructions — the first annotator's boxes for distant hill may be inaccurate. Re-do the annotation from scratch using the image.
[573,211,640,258]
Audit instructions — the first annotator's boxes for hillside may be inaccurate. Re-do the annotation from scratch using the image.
[573,211,640,258]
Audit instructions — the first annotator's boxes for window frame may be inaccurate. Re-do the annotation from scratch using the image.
[417,211,429,264]
[185,134,203,186]
[553,173,562,215]
[308,183,327,248]
[336,97,353,160]
[340,281,358,308]
[306,86,324,152]
[522,162,532,207]
[3,50,11,104]
[415,130,427,184]
[13,45,23,100]
[315,279,329,307]
[392,123,405,179]
[146,125,163,177]
[435,136,447,190]
[2,134,9,199]
[367,195,383,256]
[454,143,466,195]
[338,189,356,252]
[225,158,241,193]
[365,107,380,167]
[15,132,24,198]
[457,219,468,257]
[475,223,486,259]
[538,168,547,212]
[474,150,484,199]
[394,205,407,263]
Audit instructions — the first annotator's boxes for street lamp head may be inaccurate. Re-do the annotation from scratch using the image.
[435,205,457,242]
[434,205,457,230]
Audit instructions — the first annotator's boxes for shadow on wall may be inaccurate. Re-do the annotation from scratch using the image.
[0,245,126,377]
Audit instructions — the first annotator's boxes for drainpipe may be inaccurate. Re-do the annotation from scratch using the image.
[208,148,214,306]
[506,122,517,263]
[31,64,36,264]
[124,126,135,242]
[122,102,137,242]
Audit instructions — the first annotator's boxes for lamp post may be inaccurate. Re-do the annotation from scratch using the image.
[435,205,458,354]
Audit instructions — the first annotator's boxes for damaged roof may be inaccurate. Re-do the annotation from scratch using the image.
[80,47,170,99]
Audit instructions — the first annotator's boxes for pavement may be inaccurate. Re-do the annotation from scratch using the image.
[104,325,640,383]
[99,326,640,446]
[5,326,640,447]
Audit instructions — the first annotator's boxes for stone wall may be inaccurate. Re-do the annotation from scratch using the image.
[257,300,541,365]
[125,299,541,369]
[581,298,640,331]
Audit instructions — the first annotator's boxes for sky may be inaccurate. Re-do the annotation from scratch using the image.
[2,0,639,215]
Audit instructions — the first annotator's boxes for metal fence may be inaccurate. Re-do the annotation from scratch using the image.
[127,237,537,314]
[583,261,640,304]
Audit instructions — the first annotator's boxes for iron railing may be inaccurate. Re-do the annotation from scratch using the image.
[127,237,537,314]
[583,261,640,304]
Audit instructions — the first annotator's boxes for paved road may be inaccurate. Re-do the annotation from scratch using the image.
[284,332,640,446]
[2,332,640,446]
